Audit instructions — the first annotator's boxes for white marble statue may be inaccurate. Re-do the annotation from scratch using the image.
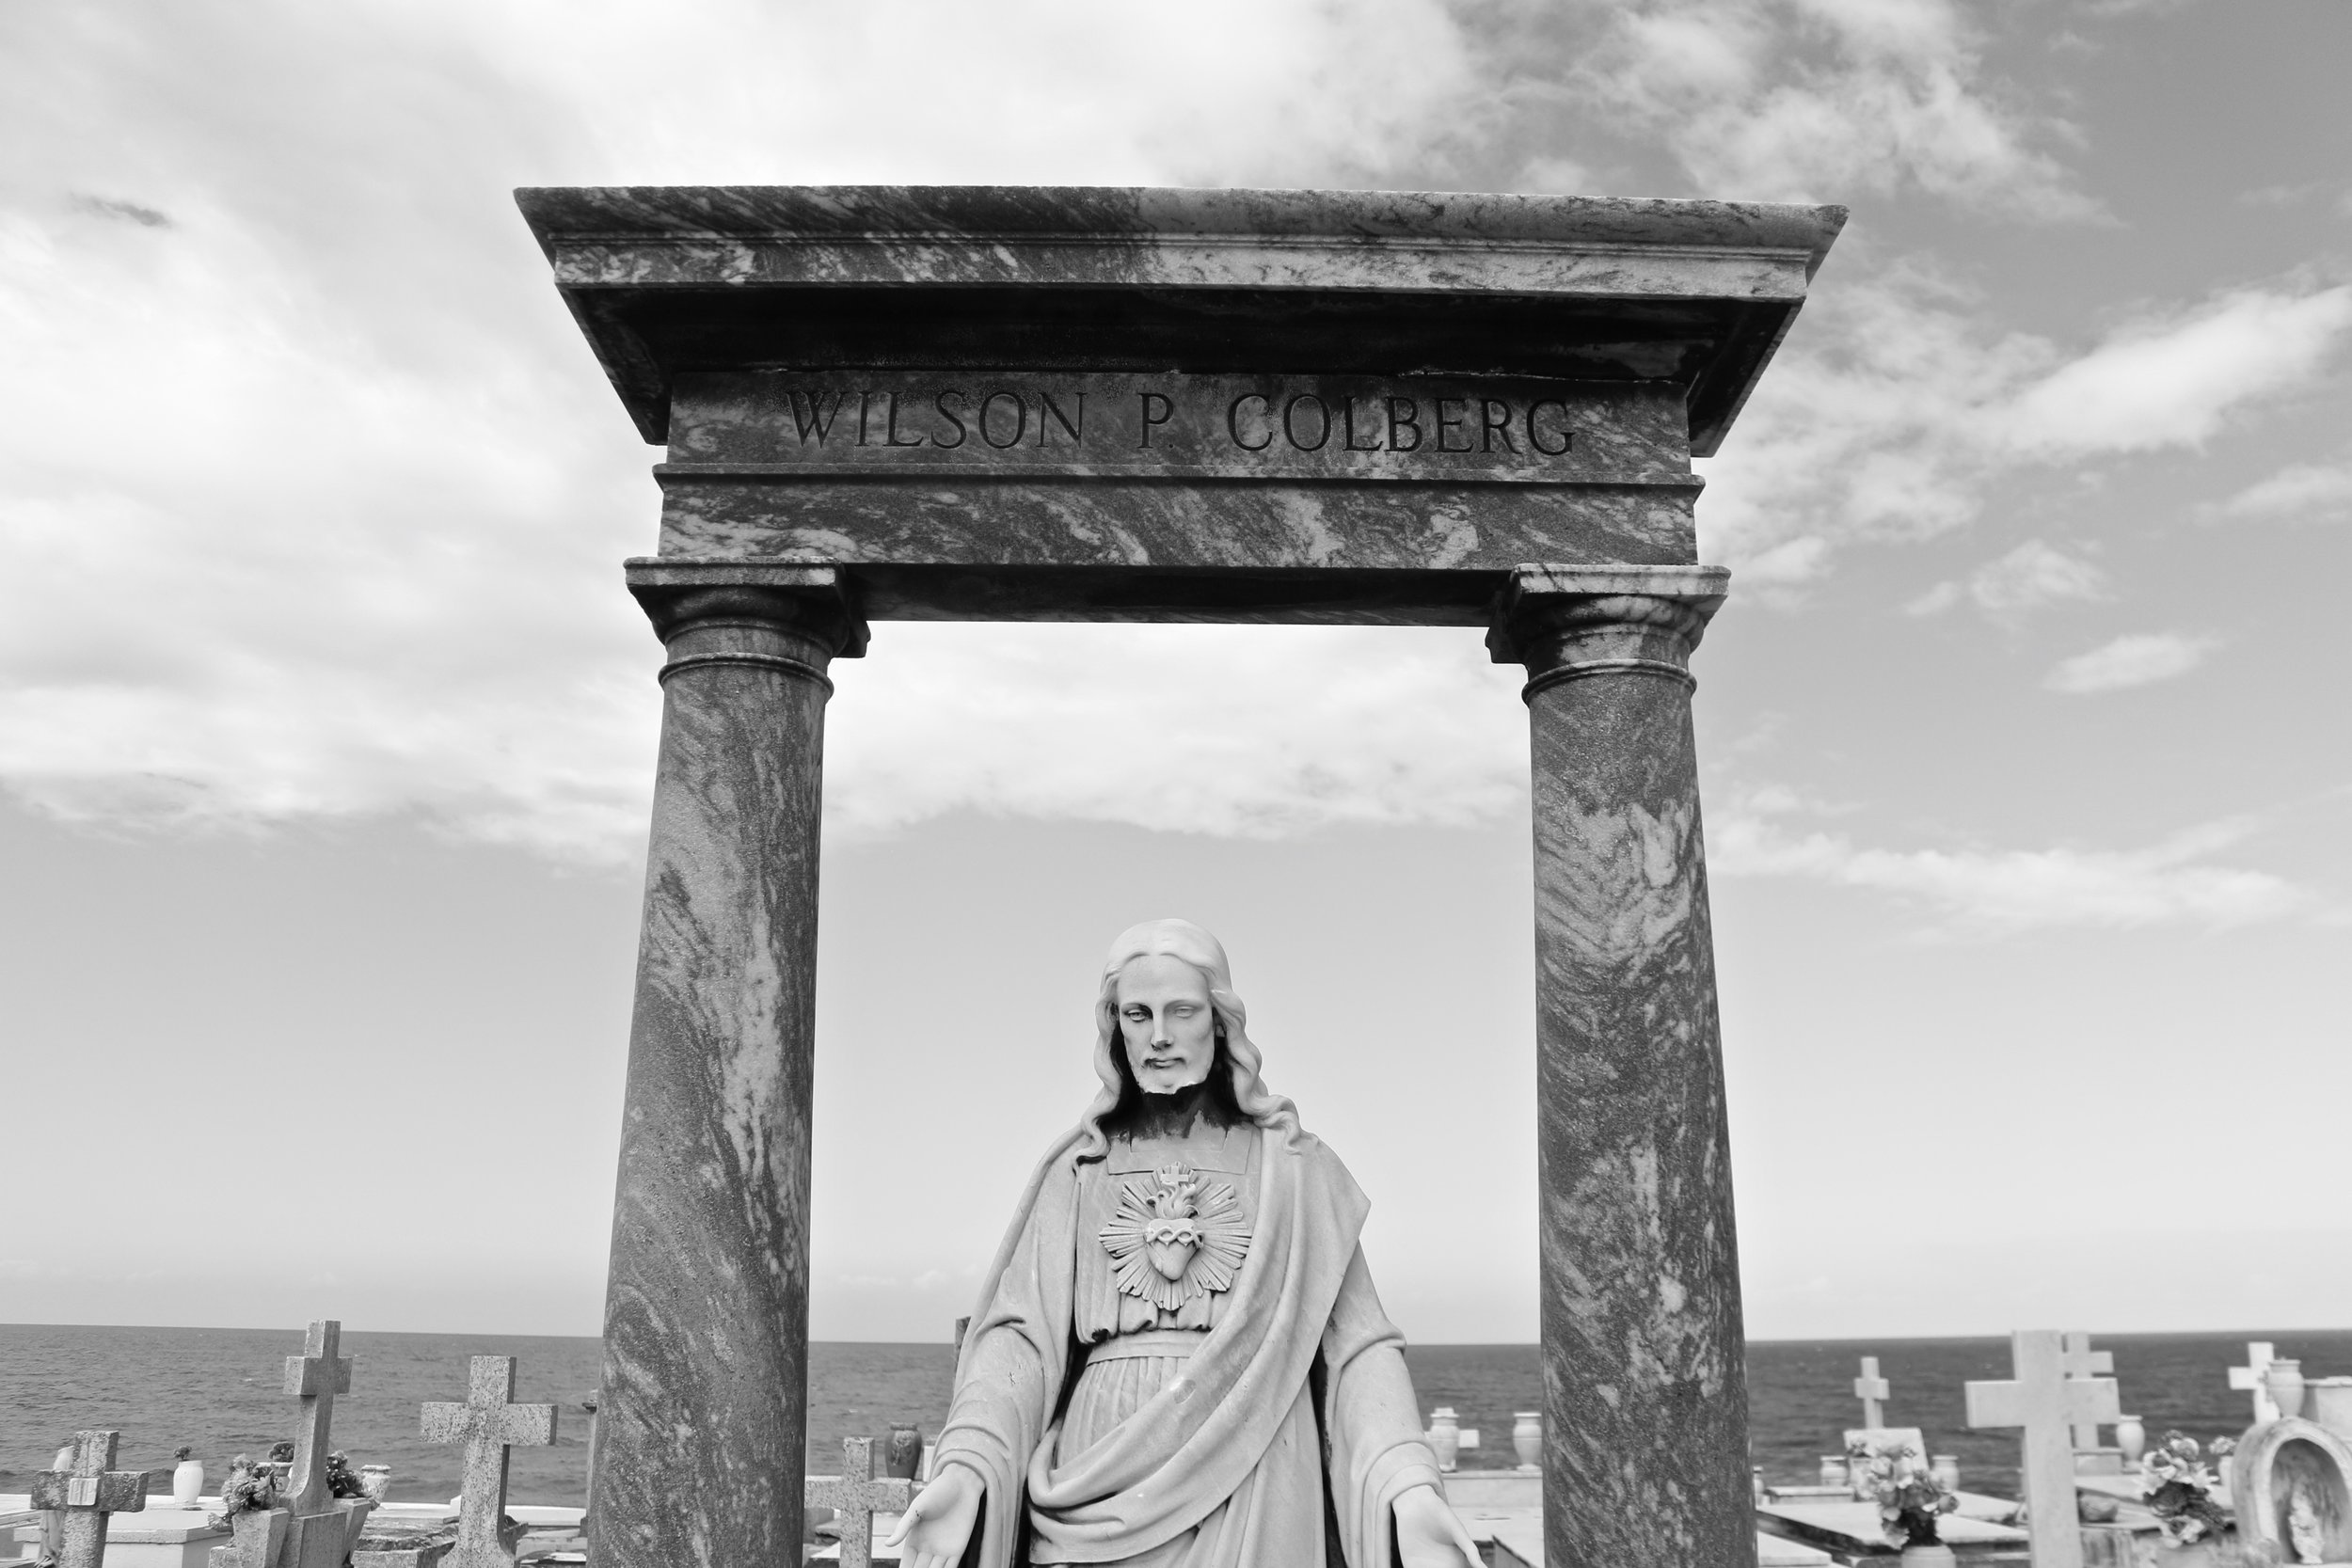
[2289,1483,2326,1566]
[886,919,1482,1568]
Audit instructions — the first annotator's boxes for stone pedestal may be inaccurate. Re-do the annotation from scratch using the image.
[591,564,865,1568]
[1489,564,1749,1568]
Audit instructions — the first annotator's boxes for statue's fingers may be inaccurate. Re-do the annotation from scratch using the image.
[880,1498,924,1548]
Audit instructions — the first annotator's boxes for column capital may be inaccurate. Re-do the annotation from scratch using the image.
[624,558,870,657]
[1486,564,1729,700]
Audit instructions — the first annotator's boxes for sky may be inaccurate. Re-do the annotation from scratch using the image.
[2,0,2348,1348]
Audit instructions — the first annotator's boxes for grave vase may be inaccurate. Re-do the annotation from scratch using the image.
[2153,1540,2223,1568]
[2268,1361,2308,1422]
[882,1426,922,1481]
[1513,1412,1543,1470]
[2117,1417,2146,1465]
[1427,1409,1461,1473]
[174,1458,205,1508]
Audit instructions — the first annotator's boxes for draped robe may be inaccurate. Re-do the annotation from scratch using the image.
[933,1120,1442,1568]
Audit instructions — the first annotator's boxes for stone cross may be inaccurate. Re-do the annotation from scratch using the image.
[31,1431,151,1568]
[2231,1340,2282,1425]
[1853,1356,1891,1428]
[281,1319,353,1517]
[806,1436,914,1568]
[1967,1329,2122,1568]
[421,1356,559,1568]
[2062,1332,2117,1449]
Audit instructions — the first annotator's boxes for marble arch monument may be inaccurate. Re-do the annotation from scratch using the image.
[517,185,1845,1568]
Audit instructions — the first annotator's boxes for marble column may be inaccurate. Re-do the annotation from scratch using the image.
[1487,564,1748,1568]
[592,562,865,1568]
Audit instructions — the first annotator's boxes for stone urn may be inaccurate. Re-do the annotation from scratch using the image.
[1511,1413,1542,1470]
[1900,1544,1958,1568]
[171,1453,205,1509]
[359,1465,393,1503]
[1426,1409,1461,1473]
[2117,1416,2147,1465]
[2269,1360,2308,1422]
[882,1425,923,1481]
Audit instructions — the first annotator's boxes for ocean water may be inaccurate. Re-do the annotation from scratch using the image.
[4,1325,2344,1506]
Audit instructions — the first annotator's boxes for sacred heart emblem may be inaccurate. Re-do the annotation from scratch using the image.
[1102,1164,1251,1312]
[1144,1216,1200,1281]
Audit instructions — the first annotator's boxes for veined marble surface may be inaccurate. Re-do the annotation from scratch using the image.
[516,184,1844,453]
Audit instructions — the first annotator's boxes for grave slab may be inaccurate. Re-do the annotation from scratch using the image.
[13,1511,226,1568]
[1754,1497,2031,1559]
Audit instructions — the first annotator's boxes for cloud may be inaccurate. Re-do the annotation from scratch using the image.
[1994,287,2352,454]
[1532,0,2093,216]
[0,0,1506,862]
[1907,539,2106,615]
[2212,458,2352,523]
[827,624,1528,843]
[1713,802,2310,933]
[2043,632,2219,695]
[1698,269,2352,578]
[0,1,2331,864]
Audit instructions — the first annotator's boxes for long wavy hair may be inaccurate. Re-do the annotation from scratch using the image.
[1073,918,1299,1162]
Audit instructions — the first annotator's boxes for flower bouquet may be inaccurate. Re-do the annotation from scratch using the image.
[2140,1433,2236,1545]
[1849,1439,1961,1548]
[324,1450,370,1500]
[216,1455,278,1520]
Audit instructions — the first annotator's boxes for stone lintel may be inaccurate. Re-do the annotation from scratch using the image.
[623,560,868,657]
[516,185,1845,456]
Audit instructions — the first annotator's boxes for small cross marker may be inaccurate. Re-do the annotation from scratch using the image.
[2062,1332,2116,1449]
[806,1436,914,1568]
[31,1431,151,1568]
[1967,1329,2120,1568]
[1853,1356,1891,1428]
[421,1356,560,1568]
[2230,1340,2281,1425]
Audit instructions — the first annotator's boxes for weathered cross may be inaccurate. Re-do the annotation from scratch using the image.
[421,1355,560,1568]
[281,1319,353,1517]
[1967,1329,2121,1568]
[807,1436,915,1568]
[2230,1340,2282,1425]
[31,1431,151,1568]
[2062,1331,2117,1449]
[1853,1356,1891,1428]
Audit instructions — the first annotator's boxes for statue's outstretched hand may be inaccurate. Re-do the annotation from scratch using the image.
[882,1460,984,1568]
[1394,1481,1483,1568]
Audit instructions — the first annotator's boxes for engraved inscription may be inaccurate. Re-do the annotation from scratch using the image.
[666,372,1684,483]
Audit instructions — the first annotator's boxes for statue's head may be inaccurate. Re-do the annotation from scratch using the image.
[1075,918,1298,1160]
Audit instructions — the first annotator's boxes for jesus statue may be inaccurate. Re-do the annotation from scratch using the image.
[885,918,1484,1568]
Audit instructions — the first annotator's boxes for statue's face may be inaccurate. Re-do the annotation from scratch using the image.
[1115,954,1217,1096]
